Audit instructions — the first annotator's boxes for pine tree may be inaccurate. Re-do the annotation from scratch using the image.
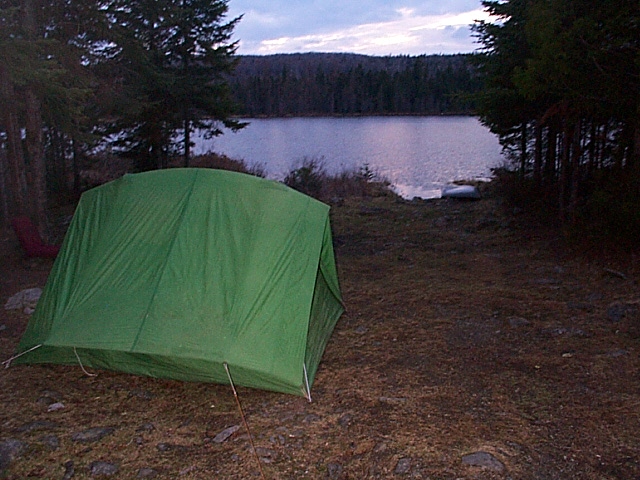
[98,0,243,170]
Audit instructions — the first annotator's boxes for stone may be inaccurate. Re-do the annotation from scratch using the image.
[0,439,27,470]
[89,461,119,476]
[394,457,412,474]
[326,462,343,479]
[71,427,115,443]
[508,316,531,328]
[62,460,75,480]
[338,413,353,427]
[211,425,240,443]
[47,402,65,412]
[128,389,155,400]
[41,434,60,450]
[461,451,505,472]
[607,302,637,322]
[136,423,155,432]
[138,467,158,478]
[17,420,59,433]
[4,288,42,311]
[137,467,158,478]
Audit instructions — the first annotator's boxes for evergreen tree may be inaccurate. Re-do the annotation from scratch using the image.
[99,0,243,170]
[0,0,93,232]
[473,0,640,243]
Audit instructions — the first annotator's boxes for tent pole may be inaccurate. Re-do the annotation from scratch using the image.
[303,363,312,403]
[223,362,267,480]
[2,344,42,368]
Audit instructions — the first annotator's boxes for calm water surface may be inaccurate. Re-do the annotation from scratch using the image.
[195,116,503,199]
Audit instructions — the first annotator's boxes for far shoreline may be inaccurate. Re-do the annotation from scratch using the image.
[229,112,480,120]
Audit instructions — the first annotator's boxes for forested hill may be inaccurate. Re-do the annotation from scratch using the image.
[227,53,481,116]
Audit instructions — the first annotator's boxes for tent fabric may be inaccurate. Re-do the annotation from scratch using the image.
[14,168,344,398]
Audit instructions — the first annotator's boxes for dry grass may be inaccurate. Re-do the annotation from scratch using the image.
[1,186,640,479]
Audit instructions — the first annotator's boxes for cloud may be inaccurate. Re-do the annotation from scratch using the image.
[230,6,491,56]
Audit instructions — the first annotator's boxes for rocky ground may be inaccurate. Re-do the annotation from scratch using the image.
[1,189,639,479]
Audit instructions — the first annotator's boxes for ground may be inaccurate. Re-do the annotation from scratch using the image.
[1,189,639,479]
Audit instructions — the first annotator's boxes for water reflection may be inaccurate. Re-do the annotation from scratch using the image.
[196,116,502,199]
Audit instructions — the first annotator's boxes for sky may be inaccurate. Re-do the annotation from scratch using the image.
[225,1,492,56]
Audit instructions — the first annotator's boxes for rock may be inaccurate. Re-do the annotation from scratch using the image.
[62,460,75,480]
[326,462,343,479]
[4,288,42,311]
[128,389,155,400]
[461,451,505,472]
[378,396,407,404]
[508,316,531,328]
[40,434,60,450]
[48,402,65,412]
[137,467,158,478]
[0,439,27,470]
[394,457,412,474]
[605,349,629,358]
[607,302,637,322]
[156,443,188,452]
[136,423,155,432]
[89,461,119,476]
[36,390,63,406]
[17,420,60,433]
[255,447,277,463]
[303,414,320,423]
[211,425,240,443]
[541,326,590,338]
[71,427,115,443]
[337,413,353,427]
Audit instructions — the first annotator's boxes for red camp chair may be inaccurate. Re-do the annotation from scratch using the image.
[11,216,61,259]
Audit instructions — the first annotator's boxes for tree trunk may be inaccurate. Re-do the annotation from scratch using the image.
[543,123,557,185]
[22,0,50,238]
[533,118,542,187]
[0,63,28,217]
[184,117,191,167]
[559,117,573,225]
[519,121,528,178]
[24,87,50,239]
[567,118,583,226]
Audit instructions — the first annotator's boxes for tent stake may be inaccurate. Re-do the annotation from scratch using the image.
[223,362,266,480]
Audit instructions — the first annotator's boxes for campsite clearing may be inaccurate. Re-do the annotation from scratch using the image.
[2,188,639,479]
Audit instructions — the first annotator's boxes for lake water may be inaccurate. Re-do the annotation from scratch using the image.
[194,116,503,199]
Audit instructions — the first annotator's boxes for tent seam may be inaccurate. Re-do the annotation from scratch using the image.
[130,170,201,351]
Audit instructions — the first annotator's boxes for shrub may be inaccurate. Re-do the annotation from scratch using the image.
[284,158,395,202]
[283,157,326,199]
[183,153,266,177]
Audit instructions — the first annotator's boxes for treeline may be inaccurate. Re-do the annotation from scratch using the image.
[228,53,482,116]
[473,0,639,247]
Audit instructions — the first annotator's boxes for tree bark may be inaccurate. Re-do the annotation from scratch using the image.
[0,63,28,217]
[22,0,50,238]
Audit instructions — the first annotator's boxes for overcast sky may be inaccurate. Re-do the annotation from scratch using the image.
[226,1,492,56]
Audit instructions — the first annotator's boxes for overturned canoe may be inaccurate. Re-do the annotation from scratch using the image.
[441,185,481,200]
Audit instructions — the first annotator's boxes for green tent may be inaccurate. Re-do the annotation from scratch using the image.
[14,169,344,398]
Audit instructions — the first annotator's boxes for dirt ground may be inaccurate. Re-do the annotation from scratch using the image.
[1,188,639,479]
